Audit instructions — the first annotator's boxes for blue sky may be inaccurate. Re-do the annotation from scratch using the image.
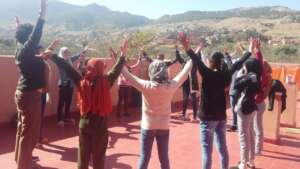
[60,0,300,19]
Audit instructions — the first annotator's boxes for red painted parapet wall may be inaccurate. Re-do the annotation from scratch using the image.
[0,55,298,124]
[0,56,184,123]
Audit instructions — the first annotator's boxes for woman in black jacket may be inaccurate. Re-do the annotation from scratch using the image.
[179,32,252,169]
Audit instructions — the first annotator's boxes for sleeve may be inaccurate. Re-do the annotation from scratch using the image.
[165,56,178,67]
[107,56,126,87]
[190,63,199,91]
[70,53,81,63]
[229,51,251,75]
[186,49,211,77]
[121,67,147,92]
[176,50,186,65]
[21,18,45,57]
[173,59,193,88]
[51,54,82,87]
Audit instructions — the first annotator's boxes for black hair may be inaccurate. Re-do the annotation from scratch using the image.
[209,52,227,72]
[244,58,262,78]
[15,23,33,44]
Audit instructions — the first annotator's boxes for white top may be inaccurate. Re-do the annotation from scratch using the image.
[122,60,193,130]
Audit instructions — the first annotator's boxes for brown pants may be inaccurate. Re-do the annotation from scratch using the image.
[15,90,42,169]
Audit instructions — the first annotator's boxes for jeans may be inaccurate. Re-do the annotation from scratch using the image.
[57,85,73,121]
[254,102,265,154]
[200,120,229,169]
[237,111,255,164]
[182,83,198,118]
[138,129,170,169]
[230,95,238,128]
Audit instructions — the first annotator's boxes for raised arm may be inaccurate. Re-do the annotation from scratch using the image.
[122,67,148,92]
[173,59,193,87]
[228,42,252,75]
[129,57,141,69]
[51,54,82,87]
[23,0,47,53]
[106,38,128,87]
[178,32,211,76]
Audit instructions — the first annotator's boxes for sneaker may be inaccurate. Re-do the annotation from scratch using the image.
[246,161,255,169]
[64,118,75,124]
[36,143,43,149]
[181,114,189,121]
[238,162,246,169]
[57,120,64,127]
[227,126,237,132]
[190,117,199,122]
[32,156,40,162]
[40,137,49,144]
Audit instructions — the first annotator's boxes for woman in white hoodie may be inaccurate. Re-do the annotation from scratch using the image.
[122,58,193,169]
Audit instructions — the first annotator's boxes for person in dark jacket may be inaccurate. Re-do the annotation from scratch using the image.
[268,79,287,112]
[14,1,48,169]
[179,32,252,169]
[56,47,87,126]
[175,44,199,121]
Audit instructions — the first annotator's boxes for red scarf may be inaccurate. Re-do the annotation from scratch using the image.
[78,59,112,116]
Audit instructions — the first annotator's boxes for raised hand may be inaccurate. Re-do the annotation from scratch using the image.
[120,37,129,57]
[47,38,62,51]
[195,41,205,54]
[236,42,245,52]
[248,37,257,53]
[109,47,117,59]
[178,32,190,51]
[254,38,261,52]
[40,0,48,20]
[15,16,20,28]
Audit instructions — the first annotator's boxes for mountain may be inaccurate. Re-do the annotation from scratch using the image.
[0,0,150,28]
[157,6,300,23]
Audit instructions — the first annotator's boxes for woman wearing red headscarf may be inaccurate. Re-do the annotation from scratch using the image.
[50,39,128,169]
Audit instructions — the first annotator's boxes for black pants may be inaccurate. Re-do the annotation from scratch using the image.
[182,84,198,118]
[57,85,73,121]
[117,86,130,114]
[78,114,108,169]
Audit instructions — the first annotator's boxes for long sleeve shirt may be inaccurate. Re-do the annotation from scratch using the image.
[15,18,46,91]
[176,50,199,91]
[122,60,193,130]
[51,55,125,89]
[186,49,251,121]
[58,53,82,87]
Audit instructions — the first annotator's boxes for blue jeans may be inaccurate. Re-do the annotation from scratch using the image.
[230,95,238,128]
[200,120,229,169]
[138,129,170,169]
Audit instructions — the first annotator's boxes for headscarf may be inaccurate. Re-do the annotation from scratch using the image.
[148,60,169,83]
[78,58,112,116]
[58,47,69,58]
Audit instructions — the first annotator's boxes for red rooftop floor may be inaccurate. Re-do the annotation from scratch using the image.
[0,103,300,169]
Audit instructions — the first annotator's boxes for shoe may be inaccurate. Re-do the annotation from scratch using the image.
[237,162,246,169]
[190,117,199,122]
[64,118,75,124]
[40,137,48,144]
[181,114,189,121]
[32,156,40,162]
[36,143,43,149]
[57,120,64,127]
[227,126,237,132]
[246,161,255,169]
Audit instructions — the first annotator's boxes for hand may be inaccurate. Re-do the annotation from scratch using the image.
[40,0,48,20]
[178,32,190,51]
[254,38,261,52]
[109,47,117,59]
[236,42,245,52]
[195,42,205,54]
[15,16,20,28]
[248,37,257,53]
[47,38,62,51]
[120,37,129,57]
[40,49,53,60]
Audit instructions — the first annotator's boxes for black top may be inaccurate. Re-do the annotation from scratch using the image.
[15,18,45,91]
[234,72,260,114]
[58,53,81,86]
[186,49,251,121]
[176,50,199,91]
